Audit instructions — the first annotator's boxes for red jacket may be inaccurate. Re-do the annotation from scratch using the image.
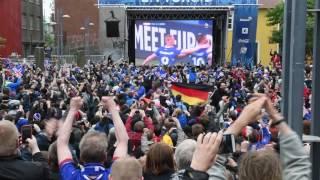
[125,116,154,148]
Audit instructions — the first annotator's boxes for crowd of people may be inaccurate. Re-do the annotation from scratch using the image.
[0,59,312,180]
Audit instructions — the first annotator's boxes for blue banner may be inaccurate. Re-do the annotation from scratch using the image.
[98,0,256,6]
[231,5,258,68]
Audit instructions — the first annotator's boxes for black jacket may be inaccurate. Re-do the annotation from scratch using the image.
[0,152,49,180]
[144,169,175,180]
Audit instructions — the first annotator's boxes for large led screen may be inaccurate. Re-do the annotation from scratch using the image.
[135,20,214,66]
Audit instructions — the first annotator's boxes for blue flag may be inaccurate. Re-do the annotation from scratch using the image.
[231,5,258,68]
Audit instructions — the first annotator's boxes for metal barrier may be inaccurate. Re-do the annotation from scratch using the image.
[51,55,77,65]
[85,55,105,64]
[2,54,106,66]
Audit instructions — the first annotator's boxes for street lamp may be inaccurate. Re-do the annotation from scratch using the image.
[87,22,94,55]
[81,20,95,56]
[55,8,71,62]
[80,27,86,54]
[62,14,71,18]
[60,14,70,57]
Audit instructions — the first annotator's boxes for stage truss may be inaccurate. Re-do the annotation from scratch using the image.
[126,6,230,20]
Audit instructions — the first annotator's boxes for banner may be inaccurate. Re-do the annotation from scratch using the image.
[231,5,258,68]
[98,0,257,6]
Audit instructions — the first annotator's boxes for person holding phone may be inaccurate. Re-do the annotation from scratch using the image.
[0,120,49,180]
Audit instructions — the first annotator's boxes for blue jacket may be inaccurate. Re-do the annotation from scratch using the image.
[6,78,22,93]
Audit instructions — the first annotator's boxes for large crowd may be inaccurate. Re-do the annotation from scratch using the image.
[0,58,312,180]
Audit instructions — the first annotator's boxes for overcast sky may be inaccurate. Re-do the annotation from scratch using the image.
[43,0,54,21]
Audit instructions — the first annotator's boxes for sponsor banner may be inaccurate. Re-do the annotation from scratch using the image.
[231,5,258,68]
[98,0,257,6]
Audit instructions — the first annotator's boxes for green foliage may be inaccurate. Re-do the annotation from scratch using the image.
[266,0,315,56]
[44,33,55,47]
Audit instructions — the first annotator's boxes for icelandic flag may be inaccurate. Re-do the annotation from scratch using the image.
[12,64,25,78]
[2,58,10,68]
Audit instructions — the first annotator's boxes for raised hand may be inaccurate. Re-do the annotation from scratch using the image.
[241,96,267,124]
[101,96,117,111]
[70,97,83,111]
[190,131,223,172]
[26,135,40,155]
[251,93,283,123]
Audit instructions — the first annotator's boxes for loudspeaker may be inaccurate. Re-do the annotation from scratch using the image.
[105,20,120,37]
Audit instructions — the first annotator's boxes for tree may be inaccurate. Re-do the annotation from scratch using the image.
[266,0,315,56]
[44,33,55,47]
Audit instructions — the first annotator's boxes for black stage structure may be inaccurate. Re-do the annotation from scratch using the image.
[126,6,230,65]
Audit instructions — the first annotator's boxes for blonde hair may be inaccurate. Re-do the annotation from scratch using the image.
[239,150,282,180]
[0,120,19,156]
[79,131,108,163]
[111,157,143,180]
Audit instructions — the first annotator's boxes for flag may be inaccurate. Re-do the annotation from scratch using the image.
[12,64,24,78]
[171,83,212,106]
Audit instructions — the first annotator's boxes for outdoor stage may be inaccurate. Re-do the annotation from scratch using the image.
[126,6,229,66]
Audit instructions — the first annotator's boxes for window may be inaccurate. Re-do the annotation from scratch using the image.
[228,11,234,31]
[22,14,27,29]
[35,17,41,30]
[29,16,34,30]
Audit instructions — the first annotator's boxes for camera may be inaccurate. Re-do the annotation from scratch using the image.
[219,134,236,154]
[21,125,33,143]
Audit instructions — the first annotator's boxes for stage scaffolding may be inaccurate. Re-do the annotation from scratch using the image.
[125,6,229,65]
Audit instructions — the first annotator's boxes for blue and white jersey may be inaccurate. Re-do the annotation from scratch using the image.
[190,48,209,66]
[155,47,181,66]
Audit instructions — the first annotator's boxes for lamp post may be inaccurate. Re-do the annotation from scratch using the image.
[80,26,86,50]
[55,8,70,62]
[81,20,94,56]
[60,14,70,57]
[88,22,94,55]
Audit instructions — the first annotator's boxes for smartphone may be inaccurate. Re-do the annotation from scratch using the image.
[21,125,33,143]
[219,134,236,154]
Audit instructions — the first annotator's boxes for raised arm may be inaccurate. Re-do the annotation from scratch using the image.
[57,97,83,164]
[143,53,157,65]
[102,97,129,158]
[179,43,210,58]
[260,95,312,180]
[224,97,266,136]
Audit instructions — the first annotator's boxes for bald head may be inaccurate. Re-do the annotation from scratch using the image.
[110,158,143,180]
[0,120,19,156]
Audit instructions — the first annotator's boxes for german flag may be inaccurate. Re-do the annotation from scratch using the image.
[171,83,212,106]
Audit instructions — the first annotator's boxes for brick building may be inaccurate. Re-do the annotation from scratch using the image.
[54,0,99,54]
[0,0,22,57]
[0,0,44,58]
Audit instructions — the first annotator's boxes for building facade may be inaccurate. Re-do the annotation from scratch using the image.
[22,0,44,57]
[0,0,22,57]
[54,0,99,54]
